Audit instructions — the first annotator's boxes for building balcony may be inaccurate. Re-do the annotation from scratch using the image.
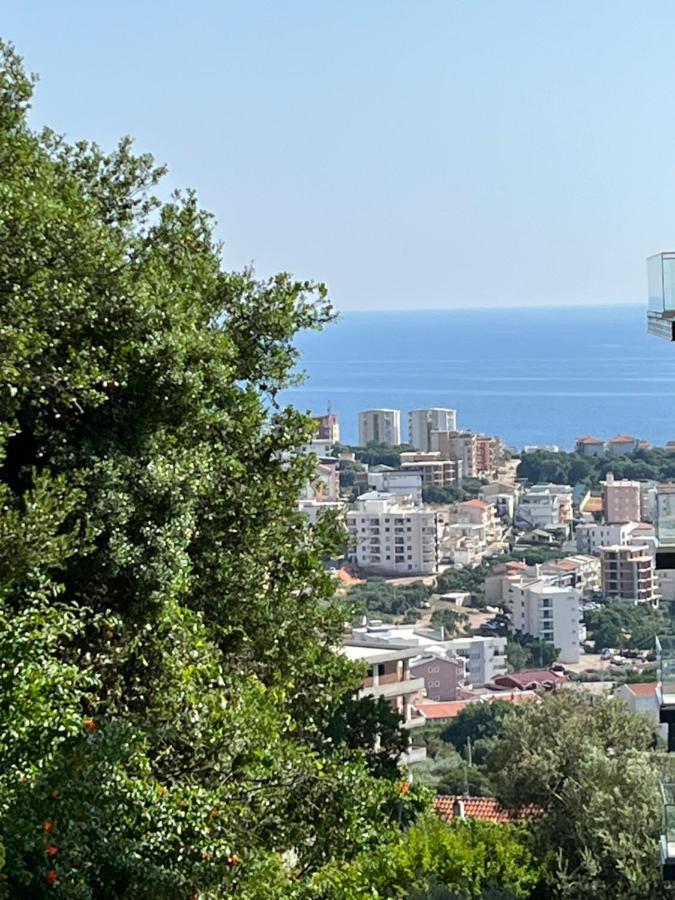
[359,676,425,701]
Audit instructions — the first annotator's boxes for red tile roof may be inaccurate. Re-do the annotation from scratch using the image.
[622,682,657,697]
[576,436,604,444]
[494,670,567,691]
[434,795,543,824]
[414,701,470,720]
[462,499,488,509]
[608,434,636,443]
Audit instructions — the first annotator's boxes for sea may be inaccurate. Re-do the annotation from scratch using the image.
[280,304,675,451]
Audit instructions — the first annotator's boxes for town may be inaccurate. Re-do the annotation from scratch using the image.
[299,407,675,777]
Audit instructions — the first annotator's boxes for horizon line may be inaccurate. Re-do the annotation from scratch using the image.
[333,301,643,313]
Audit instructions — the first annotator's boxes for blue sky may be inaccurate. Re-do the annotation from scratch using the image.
[5,1,675,309]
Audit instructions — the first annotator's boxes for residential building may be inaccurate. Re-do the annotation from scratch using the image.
[541,555,601,595]
[367,469,423,504]
[600,544,657,604]
[452,498,501,543]
[431,431,477,478]
[313,412,340,444]
[575,521,641,555]
[606,434,640,455]
[348,624,506,685]
[408,408,457,452]
[341,639,426,736]
[615,682,660,722]
[640,481,658,523]
[410,654,466,701]
[480,480,520,521]
[298,499,345,525]
[506,579,582,664]
[475,436,501,478]
[601,473,641,524]
[434,795,543,824]
[358,409,401,447]
[575,436,606,456]
[399,454,462,488]
[515,484,573,532]
[347,492,440,575]
[656,483,675,545]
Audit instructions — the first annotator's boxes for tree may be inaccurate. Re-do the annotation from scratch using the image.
[0,42,420,897]
[430,608,470,637]
[505,642,529,673]
[441,702,520,766]
[488,692,671,900]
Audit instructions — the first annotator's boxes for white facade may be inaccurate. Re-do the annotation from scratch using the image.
[575,521,639,555]
[516,484,573,531]
[507,579,582,664]
[358,409,401,447]
[347,492,440,574]
[656,484,675,545]
[367,470,423,504]
[409,408,457,452]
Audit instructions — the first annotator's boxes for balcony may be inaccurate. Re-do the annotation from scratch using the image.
[359,676,425,701]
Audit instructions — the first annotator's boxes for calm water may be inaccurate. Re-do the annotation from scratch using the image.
[280,305,675,450]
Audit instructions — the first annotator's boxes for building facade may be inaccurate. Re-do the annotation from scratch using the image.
[347,492,440,574]
[601,473,641,524]
[600,544,657,604]
[410,654,466,702]
[408,408,457,452]
[358,409,401,447]
[313,412,340,444]
[506,579,582,664]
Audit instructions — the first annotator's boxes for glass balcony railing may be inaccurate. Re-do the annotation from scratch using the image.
[657,636,675,707]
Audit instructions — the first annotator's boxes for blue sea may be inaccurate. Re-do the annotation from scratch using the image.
[280,305,675,450]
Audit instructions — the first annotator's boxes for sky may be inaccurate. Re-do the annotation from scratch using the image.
[5,1,675,310]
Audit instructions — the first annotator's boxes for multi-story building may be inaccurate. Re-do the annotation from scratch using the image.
[515,484,573,532]
[347,492,440,575]
[475,436,501,478]
[541,555,601,595]
[408,408,457,452]
[367,469,423,504]
[358,409,401,447]
[431,430,477,477]
[506,578,582,664]
[575,436,606,456]
[452,499,500,543]
[576,521,641,555]
[410,653,466,702]
[480,480,520,521]
[313,412,340,444]
[601,473,641,524]
[600,544,657,604]
[399,452,462,488]
[348,623,507,685]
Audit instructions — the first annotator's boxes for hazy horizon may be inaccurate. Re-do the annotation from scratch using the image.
[5,2,675,311]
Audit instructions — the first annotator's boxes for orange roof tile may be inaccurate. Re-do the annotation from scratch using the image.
[434,795,543,824]
[622,682,657,697]
[414,701,469,720]
[608,434,636,443]
[576,436,604,444]
[462,499,488,509]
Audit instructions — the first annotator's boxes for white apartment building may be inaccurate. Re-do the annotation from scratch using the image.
[408,408,457,452]
[600,544,657,604]
[575,521,640,555]
[347,492,440,575]
[367,469,423,504]
[358,409,401,447]
[601,473,641,524]
[399,454,463,488]
[507,579,582,664]
[515,484,573,532]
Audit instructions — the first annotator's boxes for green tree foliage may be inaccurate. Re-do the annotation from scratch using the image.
[441,702,521,766]
[301,814,542,899]
[0,43,419,897]
[348,578,433,618]
[422,479,484,505]
[353,442,413,467]
[436,564,493,600]
[507,632,559,669]
[488,692,671,900]
[517,447,675,488]
[430,607,470,637]
[585,603,671,651]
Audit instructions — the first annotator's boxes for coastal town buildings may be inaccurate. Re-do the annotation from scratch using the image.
[601,473,641,523]
[399,452,463,488]
[480,480,520,521]
[313,412,340,444]
[506,579,582,664]
[366,469,423,504]
[575,436,606,456]
[347,491,440,574]
[606,434,642,455]
[575,521,656,556]
[515,484,573,533]
[431,430,477,477]
[408,408,457,452]
[600,544,657,604]
[656,483,675,545]
[358,408,401,447]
